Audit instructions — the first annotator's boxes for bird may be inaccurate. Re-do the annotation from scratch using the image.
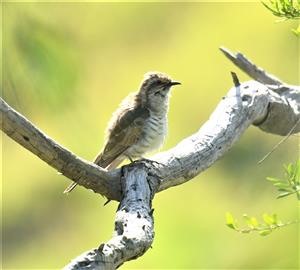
[64,71,180,193]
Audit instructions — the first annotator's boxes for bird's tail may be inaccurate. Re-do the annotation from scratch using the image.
[63,154,124,194]
[63,182,78,194]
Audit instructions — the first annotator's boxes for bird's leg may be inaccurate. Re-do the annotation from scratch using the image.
[125,155,134,163]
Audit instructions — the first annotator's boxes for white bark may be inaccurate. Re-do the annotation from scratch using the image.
[63,164,157,269]
[1,48,299,269]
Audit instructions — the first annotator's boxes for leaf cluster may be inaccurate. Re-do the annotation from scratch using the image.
[262,0,300,19]
[225,160,299,236]
[226,212,295,236]
[262,0,300,35]
[267,159,300,200]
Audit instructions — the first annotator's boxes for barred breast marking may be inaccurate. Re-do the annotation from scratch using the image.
[126,112,167,158]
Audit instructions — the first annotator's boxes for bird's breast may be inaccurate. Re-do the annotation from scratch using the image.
[127,114,167,157]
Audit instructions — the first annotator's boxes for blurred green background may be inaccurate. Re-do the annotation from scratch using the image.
[2,1,299,269]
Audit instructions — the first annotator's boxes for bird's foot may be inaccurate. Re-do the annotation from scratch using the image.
[125,156,163,167]
[139,157,163,167]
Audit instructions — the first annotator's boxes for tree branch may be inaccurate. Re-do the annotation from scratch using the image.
[0,98,122,201]
[63,162,158,270]
[220,47,283,85]
[219,47,300,135]
[2,47,299,269]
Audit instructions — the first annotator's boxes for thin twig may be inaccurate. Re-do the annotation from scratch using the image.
[231,71,240,87]
[258,117,300,164]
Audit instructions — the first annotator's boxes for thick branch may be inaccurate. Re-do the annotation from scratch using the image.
[1,47,299,269]
[154,80,271,190]
[1,53,299,198]
[63,162,158,269]
[219,47,300,135]
[0,98,122,201]
[61,78,299,268]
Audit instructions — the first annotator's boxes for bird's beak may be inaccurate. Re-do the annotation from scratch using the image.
[169,81,181,86]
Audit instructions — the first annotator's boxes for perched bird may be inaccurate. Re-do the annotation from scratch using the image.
[64,71,180,193]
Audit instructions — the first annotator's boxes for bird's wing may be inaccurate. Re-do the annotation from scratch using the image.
[94,106,149,168]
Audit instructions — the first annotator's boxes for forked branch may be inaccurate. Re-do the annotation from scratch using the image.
[1,48,299,269]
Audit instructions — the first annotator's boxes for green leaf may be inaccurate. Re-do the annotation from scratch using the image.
[226,212,237,230]
[273,182,291,188]
[250,217,259,228]
[240,229,251,234]
[259,230,272,236]
[225,212,297,236]
[243,214,250,221]
[267,159,300,200]
[285,163,293,174]
[272,214,278,224]
[293,160,300,181]
[266,177,282,183]
[277,191,294,198]
[262,0,300,23]
[277,188,294,192]
[263,214,275,225]
[243,214,256,228]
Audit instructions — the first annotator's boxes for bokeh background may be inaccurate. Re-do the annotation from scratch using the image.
[2,1,299,269]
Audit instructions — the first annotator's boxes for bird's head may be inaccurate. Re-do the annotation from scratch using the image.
[138,71,180,110]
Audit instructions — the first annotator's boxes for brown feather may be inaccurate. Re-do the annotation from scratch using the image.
[63,71,178,194]
[63,105,149,194]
